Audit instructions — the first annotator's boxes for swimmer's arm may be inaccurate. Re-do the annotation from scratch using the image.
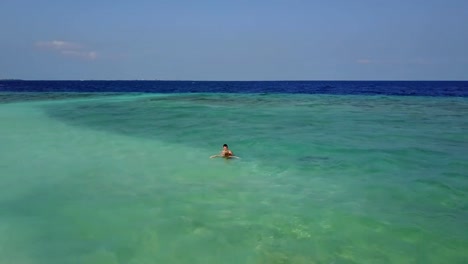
[210,151,224,158]
[209,155,241,159]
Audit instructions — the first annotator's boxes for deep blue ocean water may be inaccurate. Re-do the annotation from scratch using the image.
[1,80,467,96]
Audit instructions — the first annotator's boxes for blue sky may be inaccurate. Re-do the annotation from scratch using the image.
[1,0,467,80]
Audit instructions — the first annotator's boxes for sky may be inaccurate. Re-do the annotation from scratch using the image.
[0,0,467,80]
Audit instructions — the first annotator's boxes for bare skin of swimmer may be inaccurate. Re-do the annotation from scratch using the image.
[210,144,239,159]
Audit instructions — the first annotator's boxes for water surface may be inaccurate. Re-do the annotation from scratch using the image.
[0,91,467,263]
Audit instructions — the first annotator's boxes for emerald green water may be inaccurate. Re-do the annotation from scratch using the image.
[0,93,467,263]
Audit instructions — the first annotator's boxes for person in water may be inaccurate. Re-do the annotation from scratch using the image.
[210,144,239,159]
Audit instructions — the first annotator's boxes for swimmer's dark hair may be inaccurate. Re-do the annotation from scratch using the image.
[223,144,228,147]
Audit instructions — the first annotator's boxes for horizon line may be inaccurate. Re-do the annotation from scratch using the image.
[1,79,467,82]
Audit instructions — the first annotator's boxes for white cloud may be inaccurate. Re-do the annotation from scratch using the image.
[35,40,81,50]
[61,50,98,60]
[35,40,97,60]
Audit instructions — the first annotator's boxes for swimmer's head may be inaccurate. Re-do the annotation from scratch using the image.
[223,144,228,149]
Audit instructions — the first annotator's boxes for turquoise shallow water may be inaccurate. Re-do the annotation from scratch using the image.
[1,93,467,263]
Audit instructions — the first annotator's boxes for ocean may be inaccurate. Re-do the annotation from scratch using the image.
[1,81,467,263]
